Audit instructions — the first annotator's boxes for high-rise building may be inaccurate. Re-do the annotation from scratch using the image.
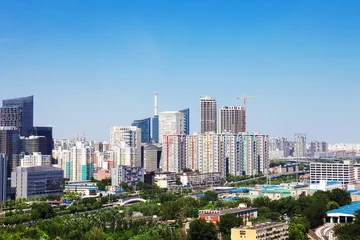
[219,106,245,134]
[11,166,64,199]
[20,152,51,167]
[2,96,34,137]
[161,135,186,172]
[200,96,217,133]
[110,126,141,167]
[0,107,21,130]
[30,127,53,155]
[0,127,21,175]
[310,141,328,157]
[0,154,7,203]
[152,116,159,143]
[132,118,151,143]
[179,108,190,135]
[294,134,307,158]
[269,137,290,160]
[158,111,184,143]
[143,144,161,172]
[21,136,47,155]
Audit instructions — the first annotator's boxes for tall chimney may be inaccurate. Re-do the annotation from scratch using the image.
[154,92,158,116]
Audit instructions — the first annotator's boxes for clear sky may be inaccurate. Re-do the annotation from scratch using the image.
[1,1,359,143]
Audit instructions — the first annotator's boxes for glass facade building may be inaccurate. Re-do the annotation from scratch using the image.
[152,115,159,143]
[179,108,190,135]
[2,96,34,137]
[30,126,53,155]
[132,118,151,143]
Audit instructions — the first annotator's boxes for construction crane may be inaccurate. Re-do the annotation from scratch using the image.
[236,95,260,132]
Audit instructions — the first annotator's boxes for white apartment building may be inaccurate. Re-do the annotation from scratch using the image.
[310,160,355,187]
[161,135,186,172]
[21,152,51,167]
[294,134,307,158]
[110,126,141,167]
[197,132,221,174]
[158,111,184,143]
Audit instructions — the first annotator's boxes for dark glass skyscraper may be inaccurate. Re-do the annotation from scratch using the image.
[2,96,34,137]
[30,126,53,155]
[179,108,190,135]
[0,127,21,176]
[132,118,151,143]
[152,116,159,143]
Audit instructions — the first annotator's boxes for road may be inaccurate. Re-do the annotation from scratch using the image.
[315,223,335,240]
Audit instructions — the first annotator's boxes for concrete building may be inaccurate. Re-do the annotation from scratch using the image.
[110,126,141,167]
[179,172,221,188]
[185,135,198,170]
[310,141,328,157]
[158,111,184,143]
[132,118,151,144]
[199,206,258,226]
[11,166,64,199]
[30,126,53,156]
[231,222,289,240]
[294,134,307,158]
[0,154,7,203]
[200,96,217,133]
[143,143,161,172]
[111,165,144,187]
[2,95,34,137]
[219,106,245,134]
[161,135,186,173]
[20,152,51,167]
[310,160,354,187]
[64,181,98,196]
[269,137,290,160]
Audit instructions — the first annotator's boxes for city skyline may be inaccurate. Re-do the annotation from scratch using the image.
[1,1,360,143]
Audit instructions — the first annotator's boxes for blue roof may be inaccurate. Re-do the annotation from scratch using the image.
[327,201,360,215]
[230,188,249,193]
[347,190,358,193]
[263,185,280,189]
[327,181,341,185]
[196,194,205,198]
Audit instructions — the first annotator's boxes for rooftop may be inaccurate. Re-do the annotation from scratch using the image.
[327,201,360,216]
[233,221,288,230]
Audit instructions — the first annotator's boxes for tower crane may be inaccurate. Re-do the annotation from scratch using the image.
[236,95,260,132]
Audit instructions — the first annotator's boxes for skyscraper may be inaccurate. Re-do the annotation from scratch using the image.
[200,96,217,133]
[132,118,151,143]
[110,126,142,167]
[158,111,185,143]
[0,154,7,203]
[0,107,21,130]
[30,127,53,155]
[294,134,307,158]
[2,96,34,137]
[0,127,21,175]
[219,106,245,134]
[179,108,190,135]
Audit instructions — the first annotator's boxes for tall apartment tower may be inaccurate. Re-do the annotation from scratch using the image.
[132,118,151,143]
[179,108,190,135]
[2,95,34,137]
[294,134,307,158]
[158,111,184,143]
[219,106,245,134]
[200,96,217,133]
[110,126,142,167]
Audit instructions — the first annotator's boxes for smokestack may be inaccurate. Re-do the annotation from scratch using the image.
[154,92,158,116]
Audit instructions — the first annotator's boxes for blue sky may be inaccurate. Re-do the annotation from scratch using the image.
[1,0,359,143]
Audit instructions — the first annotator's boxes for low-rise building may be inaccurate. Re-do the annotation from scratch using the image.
[20,152,51,167]
[111,165,144,187]
[310,180,343,192]
[310,160,354,187]
[180,172,221,188]
[231,222,289,240]
[326,201,360,223]
[64,181,98,196]
[11,166,64,199]
[199,206,258,226]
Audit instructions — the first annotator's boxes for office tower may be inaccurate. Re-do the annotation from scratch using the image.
[143,144,161,172]
[0,127,21,175]
[158,111,184,143]
[2,96,33,136]
[110,126,141,167]
[219,106,245,134]
[152,92,159,143]
[0,154,7,203]
[132,118,151,143]
[30,127,53,155]
[21,136,47,155]
[111,165,144,187]
[179,108,190,135]
[161,135,186,172]
[20,152,51,167]
[11,166,64,199]
[294,134,307,158]
[200,96,217,133]
[0,107,21,129]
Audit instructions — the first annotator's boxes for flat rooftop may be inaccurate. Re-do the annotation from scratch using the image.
[199,207,257,216]
[233,221,288,230]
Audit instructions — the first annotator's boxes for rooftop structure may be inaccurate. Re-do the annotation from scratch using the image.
[326,201,360,223]
[231,222,289,240]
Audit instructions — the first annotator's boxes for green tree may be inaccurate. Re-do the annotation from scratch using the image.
[83,226,106,240]
[289,222,307,240]
[326,201,340,211]
[31,202,55,221]
[187,219,217,240]
[329,189,351,206]
[200,191,218,205]
[218,214,243,237]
